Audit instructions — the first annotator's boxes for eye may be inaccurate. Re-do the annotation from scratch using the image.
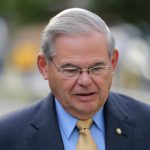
[91,66,104,71]
[61,67,80,77]
[89,66,105,75]
[63,68,79,72]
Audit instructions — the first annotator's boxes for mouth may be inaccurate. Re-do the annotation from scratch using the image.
[74,92,96,101]
[75,93,95,96]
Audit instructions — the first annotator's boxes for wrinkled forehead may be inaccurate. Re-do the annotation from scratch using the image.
[53,56,110,67]
[53,32,110,60]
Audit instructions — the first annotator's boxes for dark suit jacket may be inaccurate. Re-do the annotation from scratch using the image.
[0,92,150,150]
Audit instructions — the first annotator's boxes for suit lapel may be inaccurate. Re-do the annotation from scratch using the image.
[104,93,134,150]
[28,92,134,150]
[29,94,64,150]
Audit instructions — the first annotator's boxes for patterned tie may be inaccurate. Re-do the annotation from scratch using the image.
[76,118,98,150]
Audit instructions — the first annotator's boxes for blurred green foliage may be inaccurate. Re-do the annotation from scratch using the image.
[0,0,68,25]
[0,0,149,25]
[90,0,150,24]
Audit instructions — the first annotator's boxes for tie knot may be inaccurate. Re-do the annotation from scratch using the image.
[76,118,93,130]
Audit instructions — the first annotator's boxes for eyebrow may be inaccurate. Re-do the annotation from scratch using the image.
[61,61,106,68]
[60,63,80,68]
[90,61,106,67]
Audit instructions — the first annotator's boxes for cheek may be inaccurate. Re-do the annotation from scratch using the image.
[48,73,76,97]
[49,77,78,108]
[103,74,113,91]
[60,79,78,98]
[47,72,61,93]
[94,73,113,94]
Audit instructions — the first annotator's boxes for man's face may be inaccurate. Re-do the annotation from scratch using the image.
[38,32,118,119]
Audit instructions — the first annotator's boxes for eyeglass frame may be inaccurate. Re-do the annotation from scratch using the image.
[48,57,112,77]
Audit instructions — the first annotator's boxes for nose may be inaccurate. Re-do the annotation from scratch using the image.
[77,71,92,87]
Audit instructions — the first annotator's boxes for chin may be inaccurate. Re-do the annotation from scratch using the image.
[79,104,100,115]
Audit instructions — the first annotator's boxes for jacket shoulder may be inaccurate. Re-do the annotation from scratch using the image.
[108,92,150,123]
[0,100,41,131]
[0,94,52,136]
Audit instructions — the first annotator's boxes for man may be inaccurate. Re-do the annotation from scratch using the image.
[0,8,150,150]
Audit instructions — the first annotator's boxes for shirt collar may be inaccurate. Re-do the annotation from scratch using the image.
[93,106,105,134]
[55,98,105,139]
[55,99,77,139]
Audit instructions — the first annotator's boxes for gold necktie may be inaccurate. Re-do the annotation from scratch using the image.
[76,118,98,150]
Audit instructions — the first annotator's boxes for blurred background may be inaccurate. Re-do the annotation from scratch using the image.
[0,0,150,115]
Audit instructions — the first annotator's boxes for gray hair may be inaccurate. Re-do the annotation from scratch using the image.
[41,8,115,60]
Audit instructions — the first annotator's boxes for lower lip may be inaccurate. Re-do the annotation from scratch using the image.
[75,93,96,101]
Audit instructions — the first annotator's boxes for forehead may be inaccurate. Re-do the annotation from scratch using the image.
[54,32,109,63]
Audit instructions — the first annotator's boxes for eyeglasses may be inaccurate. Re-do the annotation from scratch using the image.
[49,58,111,77]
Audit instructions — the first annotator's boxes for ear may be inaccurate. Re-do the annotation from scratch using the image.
[37,53,49,80]
[111,49,119,71]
